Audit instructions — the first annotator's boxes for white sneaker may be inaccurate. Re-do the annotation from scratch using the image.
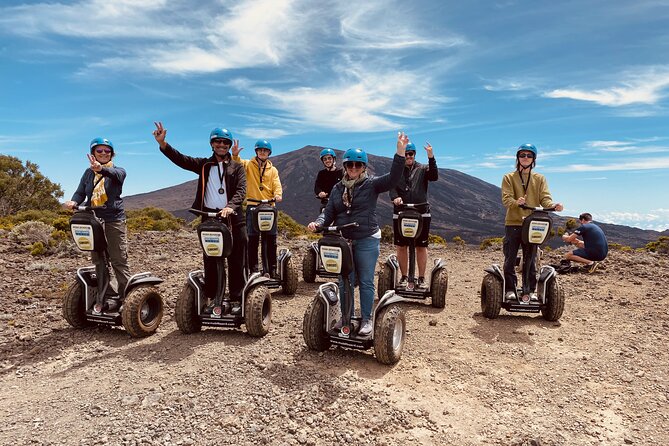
[530,292,539,301]
[505,291,516,301]
[358,320,373,336]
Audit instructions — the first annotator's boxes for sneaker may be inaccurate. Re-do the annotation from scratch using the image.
[358,320,373,336]
[530,292,539,301]
[417,277,428,290]
[505,291,516,301]
[398,275,408,287]
[103,297,120,312]
[588,261,599,273]
[230,303,242,316]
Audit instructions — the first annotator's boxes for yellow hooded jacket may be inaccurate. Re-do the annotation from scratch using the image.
[233,155,283,204]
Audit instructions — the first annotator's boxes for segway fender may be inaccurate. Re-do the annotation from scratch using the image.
[484,264,504,281]
[244,273,272,293]
[537,265,557,302]
[377,290,409,309]
[125,272,164,293]
[429,258,447,281]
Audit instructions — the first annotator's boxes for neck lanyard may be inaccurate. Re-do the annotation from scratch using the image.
[518,168,531,195]
[256,158,268,191]
[216,161,225,194]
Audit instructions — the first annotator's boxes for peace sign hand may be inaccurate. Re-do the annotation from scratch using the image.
[153,121,167,148]
[87,154,102,172]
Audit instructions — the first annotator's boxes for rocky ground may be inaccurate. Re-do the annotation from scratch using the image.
[1,229,668,446]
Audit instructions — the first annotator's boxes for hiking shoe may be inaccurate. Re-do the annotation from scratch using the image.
[358,320,373,336]
[505,291,516,301]
[417,277,428,290]
[398,275,408,287]
[588,262,599,273]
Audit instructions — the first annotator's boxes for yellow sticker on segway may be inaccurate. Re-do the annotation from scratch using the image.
[71,224,95,251]
[529,221,550,244]
[258,211,275,231]
[320,246,343,274]
[200,231,224,257]
[400,218,419,238]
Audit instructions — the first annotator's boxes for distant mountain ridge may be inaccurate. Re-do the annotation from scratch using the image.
[125,145,667,247]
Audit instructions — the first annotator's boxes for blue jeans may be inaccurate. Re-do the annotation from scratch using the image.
[339,236,380,321]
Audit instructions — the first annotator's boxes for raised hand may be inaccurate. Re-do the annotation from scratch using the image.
[87,153,102,172]
[153,121,167,148]
[231,139,243,157]
[397,131,409,155]
[424,141,434,158]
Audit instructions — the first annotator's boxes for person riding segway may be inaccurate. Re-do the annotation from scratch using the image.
[175,209,273,336]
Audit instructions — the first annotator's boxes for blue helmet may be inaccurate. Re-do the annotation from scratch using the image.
[320,148,336,160]
[210,128,233,142]
[517,143,537,157]
[89,137,114,155]
[254,139,272,155]
[342,148,368,165]
[405,142,416,153]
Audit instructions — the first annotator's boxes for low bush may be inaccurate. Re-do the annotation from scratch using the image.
[126,207,184,231]
[645,236,669,254]
[429,233,447,246]
[480,237,504,250]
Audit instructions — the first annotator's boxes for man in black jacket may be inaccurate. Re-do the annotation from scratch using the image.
[153,121,248,313]
[389,141,438,289]
[313,148,343,212]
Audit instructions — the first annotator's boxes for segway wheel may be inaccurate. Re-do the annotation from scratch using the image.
[302,296,331,352]
[175,283,202,334]
[302,249,317,283]
[245,285,272,337]
[121,287,163,338]
[374,304,406,365]
[480,273,502,319]
[430,268,448,309]
[377,263,393,299]
[282,255,299,295]
[541,277,565,321]
[63,280,91,328]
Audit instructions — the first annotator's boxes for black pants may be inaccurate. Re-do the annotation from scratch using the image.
[248,233,277,274]
[503,225,536,293]
[203,221,247,301]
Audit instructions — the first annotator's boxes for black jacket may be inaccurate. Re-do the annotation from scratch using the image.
[389,158,438,213]
[71,166,126,222]
[160,143,246,226]
[314,167,344,205]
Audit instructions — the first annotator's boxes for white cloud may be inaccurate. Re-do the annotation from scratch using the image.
[545,157,669,172]
[597,209,669,231]
[544,66,669,106]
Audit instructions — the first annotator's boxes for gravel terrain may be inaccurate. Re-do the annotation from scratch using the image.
[1,230,668,445]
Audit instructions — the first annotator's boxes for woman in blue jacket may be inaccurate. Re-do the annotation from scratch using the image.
[65,137,130,308]
[307,132,408,336]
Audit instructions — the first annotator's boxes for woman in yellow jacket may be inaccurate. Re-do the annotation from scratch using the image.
[232,139,283,277]
[501,143,563,300]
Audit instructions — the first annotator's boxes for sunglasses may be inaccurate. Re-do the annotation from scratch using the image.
[345,161,365,169]
[95,148,112,154]
[518,153,535,159]
[405,152,416,157]
[212,139,231,146]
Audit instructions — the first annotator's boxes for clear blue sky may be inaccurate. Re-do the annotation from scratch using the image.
[1,1,668,230]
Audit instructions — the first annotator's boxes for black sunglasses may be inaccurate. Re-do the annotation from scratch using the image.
[95,148,112,154]
[345,161,365,168]
[518,153,535,159]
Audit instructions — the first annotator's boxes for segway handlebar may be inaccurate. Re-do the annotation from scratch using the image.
[247,198,276,204]
[519,204,558,212]
[316,222,359,233]
[396,202,428,209]
[189,208,237,218]
[73,205,106,212]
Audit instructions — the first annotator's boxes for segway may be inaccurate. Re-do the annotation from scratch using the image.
[377,203,448,308]
[247,198,298,295]
[480,205,565,321]
[64,205,164,337]
[302,196,340,283]
[175,209,272,337]
[302,222,408,365]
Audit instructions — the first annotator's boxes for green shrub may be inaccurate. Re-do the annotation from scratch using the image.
[429,233,447,246]
[565,218,578,231]
[557,227,566,236]
[480,237,504,250]
[30,241,47,256]
[277,211,310,239]
[10,220,53,246]
[452,235,465,246]
[609,242,632,251]
[126,207,184,231]
[645,236,669,254]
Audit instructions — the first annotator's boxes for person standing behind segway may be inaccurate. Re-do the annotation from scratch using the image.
[153,122,248,311]
[501,143,564,300]
[307,132,408,336]
[389,140,438,290]
[314,148,343,212]
[232,139,283,278]
[64,137,131,310]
